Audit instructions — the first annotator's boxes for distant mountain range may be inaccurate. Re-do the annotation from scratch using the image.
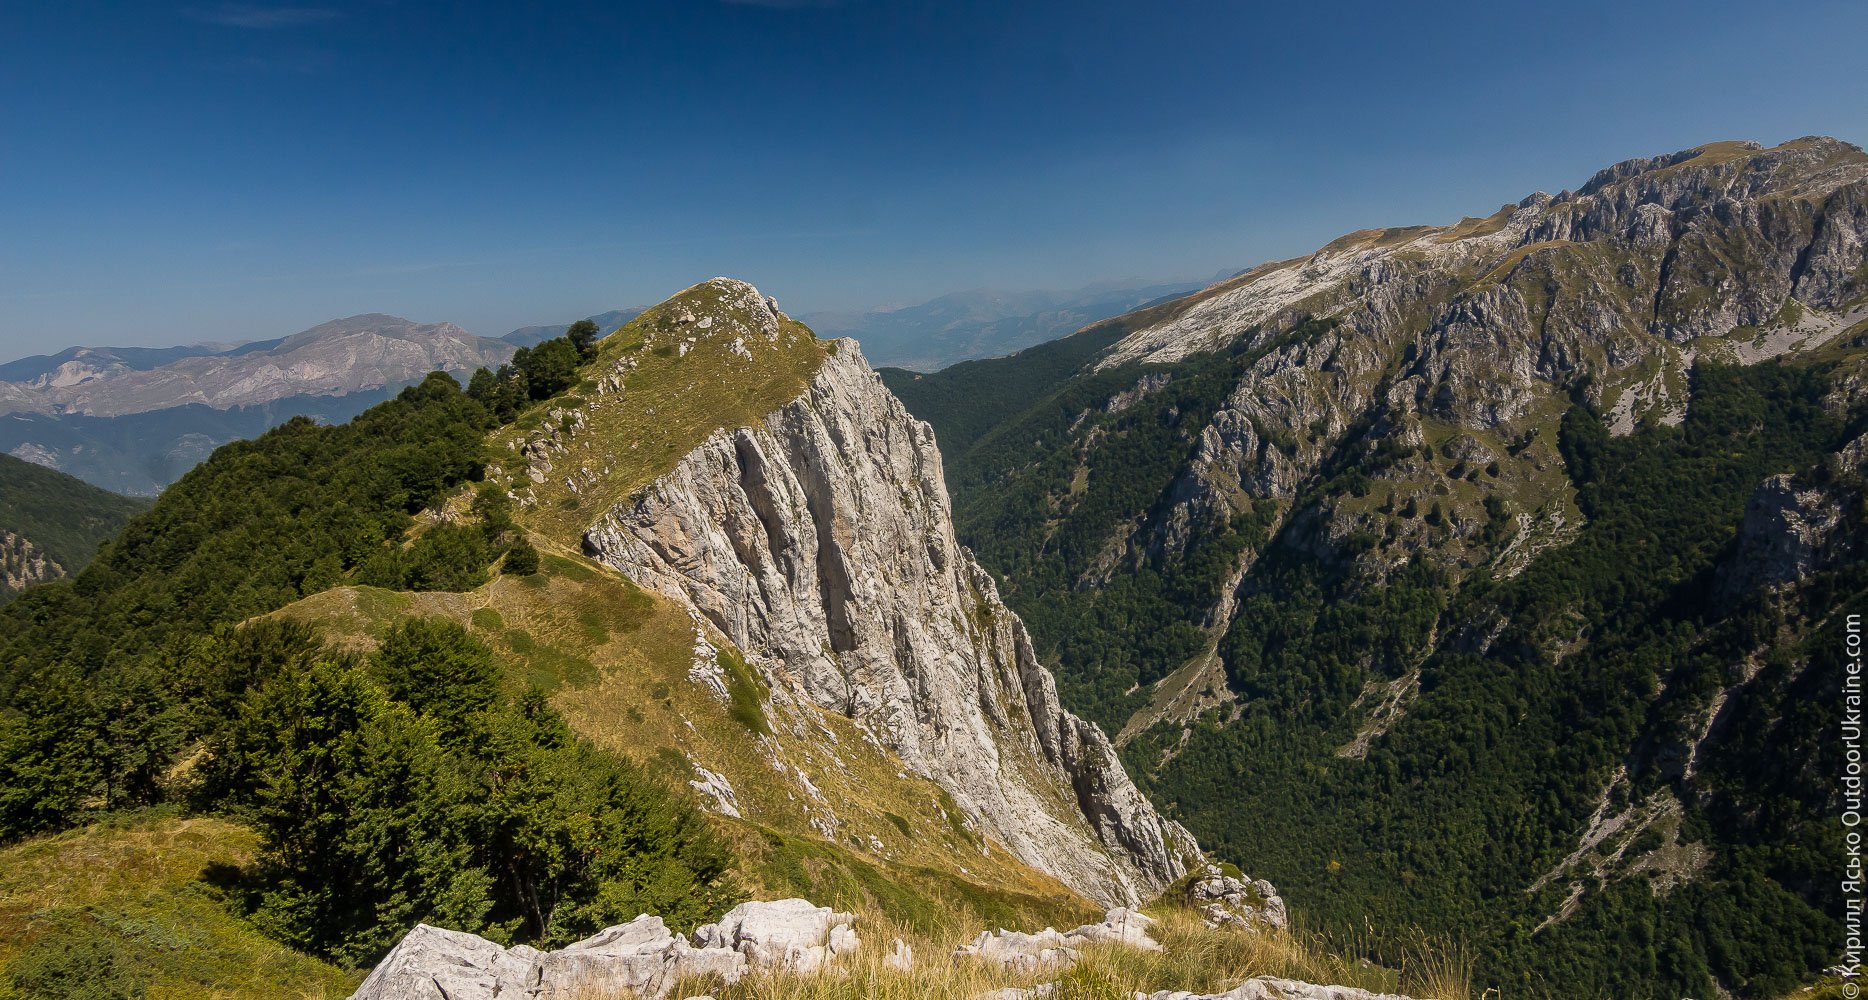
[800,278,1210,371]
[0,310,659,496]
[500,308,645,348]
[0,286,1209,495]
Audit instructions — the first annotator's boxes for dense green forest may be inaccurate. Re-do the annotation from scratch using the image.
[0,453,148,598]
[0,325,736,971]
[908,338,1862,997]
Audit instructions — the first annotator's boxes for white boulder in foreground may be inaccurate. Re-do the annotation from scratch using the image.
[347,916,741,1000]
[349,900,857,1000]
[692,898,859,974]
[956,907,1161,972]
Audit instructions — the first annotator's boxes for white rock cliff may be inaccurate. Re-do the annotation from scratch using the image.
[584,321,1198,905]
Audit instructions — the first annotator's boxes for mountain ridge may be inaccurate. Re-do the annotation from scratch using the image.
[887,134,1868,998]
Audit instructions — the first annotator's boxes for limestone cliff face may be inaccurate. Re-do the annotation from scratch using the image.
[1090,138,1868,593]
[0,530,63,598]
[584,334,1197,905]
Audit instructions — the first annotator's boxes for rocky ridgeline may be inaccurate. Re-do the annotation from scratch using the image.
[1101,136,1868,574]
[353,901,1415,1000]
[583,293,1199,906]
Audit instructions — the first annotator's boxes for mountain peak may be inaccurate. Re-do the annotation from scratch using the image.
[633,277,789,348]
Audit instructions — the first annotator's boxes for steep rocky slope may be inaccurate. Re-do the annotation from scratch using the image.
[580,310,1198,904]
[284,280,1200,916]
[891,136,1868,998]
[518,279,1199,904]
[0,453,146,601]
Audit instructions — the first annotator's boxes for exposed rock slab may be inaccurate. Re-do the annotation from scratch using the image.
[347,916,744,1000]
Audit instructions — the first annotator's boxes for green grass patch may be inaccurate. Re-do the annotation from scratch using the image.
[718,645,771,736]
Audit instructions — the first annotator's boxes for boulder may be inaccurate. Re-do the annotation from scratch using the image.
[955,907,1160,972]
[692,898,860,974]
[347,916,745,1000]
[1184,865,1289,931]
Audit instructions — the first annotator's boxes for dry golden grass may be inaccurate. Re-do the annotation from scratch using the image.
[637,906,1471,1000]
[0,812,356,1000]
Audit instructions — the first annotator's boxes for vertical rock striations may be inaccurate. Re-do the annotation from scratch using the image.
[584,321,1197,905]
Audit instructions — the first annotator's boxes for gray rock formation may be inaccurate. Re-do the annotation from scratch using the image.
[583,318,1199,905]
[1183,864,1289,931]
[1719,430,1867,599]
[0,530,62,595]
[350,900,861,1000]
[1050,137,1868,690]
[691,899,859,975]
[954,908,1161,972]
[347,916,745,1000]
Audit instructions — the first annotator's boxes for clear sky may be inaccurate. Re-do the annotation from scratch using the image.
[2,0,1864,360]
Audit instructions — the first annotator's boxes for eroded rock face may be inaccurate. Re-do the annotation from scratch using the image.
[1718,430,1867,600]
[1067,136,1868,647]
[584,334,1198,905]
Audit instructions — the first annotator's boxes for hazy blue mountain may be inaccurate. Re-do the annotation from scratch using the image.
[501,308,644,348]
[0,314,514,493]
[803,278,1205,371]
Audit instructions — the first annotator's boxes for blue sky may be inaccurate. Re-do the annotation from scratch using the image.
[2,0,1864,359]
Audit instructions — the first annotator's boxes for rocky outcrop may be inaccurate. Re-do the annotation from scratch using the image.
[691,899,859,975]
[584,312,1198,905]
[954,908,1161,972]
[0,530,64,596]
[350,900,859,1000]
[1183,864,1289,931]
[348,916,745,1000]
[1720,431,1868,598]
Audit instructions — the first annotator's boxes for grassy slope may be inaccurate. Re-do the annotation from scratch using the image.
[490,280,830,542]
[276,549,1097,935]
[279,280,1109,933]
[0,452,148,578]
[0,813,355,1000]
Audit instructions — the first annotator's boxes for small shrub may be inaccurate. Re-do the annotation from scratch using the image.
[502,539,541,576]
